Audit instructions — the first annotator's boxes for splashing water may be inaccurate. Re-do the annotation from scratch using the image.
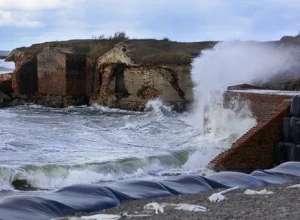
[185,41,298,137]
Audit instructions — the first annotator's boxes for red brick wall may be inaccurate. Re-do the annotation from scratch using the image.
[97,64,113,104]
[209,92,292,172]
[37,50,66,95]
[85,58,94,95]
[86,57,106,97]
[225,91,292,121]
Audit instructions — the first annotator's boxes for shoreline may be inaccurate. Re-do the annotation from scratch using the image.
[70,182,300,220]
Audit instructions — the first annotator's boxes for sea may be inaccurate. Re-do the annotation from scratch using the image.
[5,40,294,200]
[0,59,13,74]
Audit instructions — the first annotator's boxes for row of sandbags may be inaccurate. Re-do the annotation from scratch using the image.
[274,95,300,164]
[274,142,300,164]
[0,162,299,220]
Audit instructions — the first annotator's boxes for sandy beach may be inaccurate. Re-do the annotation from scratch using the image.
[71,182,300,220]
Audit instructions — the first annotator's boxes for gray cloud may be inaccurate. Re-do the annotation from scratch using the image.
[1,0,300,49]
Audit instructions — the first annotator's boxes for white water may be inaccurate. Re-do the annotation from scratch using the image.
[0,101,240,193]
[186,41,299,135]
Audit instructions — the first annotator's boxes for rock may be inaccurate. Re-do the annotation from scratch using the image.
[7,98,24,107]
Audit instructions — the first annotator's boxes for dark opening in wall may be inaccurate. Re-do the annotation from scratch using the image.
[18,58,38,95]
[66,55,86,95]
[112,64,130,99]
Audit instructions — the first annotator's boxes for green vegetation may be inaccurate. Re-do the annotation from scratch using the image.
[12,31,218,65]
[87,31,129,60]
[125,39,216,65]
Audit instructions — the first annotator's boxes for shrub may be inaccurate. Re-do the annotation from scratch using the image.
[88,44,111,60]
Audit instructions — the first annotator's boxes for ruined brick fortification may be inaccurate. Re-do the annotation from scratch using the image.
[85,44,193,111]
[87,63,192,111]
[5,42,196,110]
[210,92,292,172]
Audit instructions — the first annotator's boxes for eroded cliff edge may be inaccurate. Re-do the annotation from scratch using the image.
[4,39,216,111]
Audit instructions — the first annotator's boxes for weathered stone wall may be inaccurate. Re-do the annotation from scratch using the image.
[97,44,133,64]
[85,58,95,95]
[37,50,66,95]
[90,63,193,111]
[209,92,292,172]
[66,54,86,95]
[11,64,18,94]
[176,65,193,102]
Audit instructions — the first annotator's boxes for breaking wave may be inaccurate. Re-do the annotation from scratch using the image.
[0,150,190,191]
[0,99,241,192]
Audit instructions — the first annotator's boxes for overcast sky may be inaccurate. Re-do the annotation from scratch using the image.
[1,0,300,50]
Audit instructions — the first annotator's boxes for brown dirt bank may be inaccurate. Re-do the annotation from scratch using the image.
[72,180,300,220]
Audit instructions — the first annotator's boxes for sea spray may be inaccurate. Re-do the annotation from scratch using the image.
[145,98,172,114]
[187,41,298,137]
[182,41,299,170]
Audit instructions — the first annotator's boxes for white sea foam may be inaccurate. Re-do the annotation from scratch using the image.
[145,98,172,112]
